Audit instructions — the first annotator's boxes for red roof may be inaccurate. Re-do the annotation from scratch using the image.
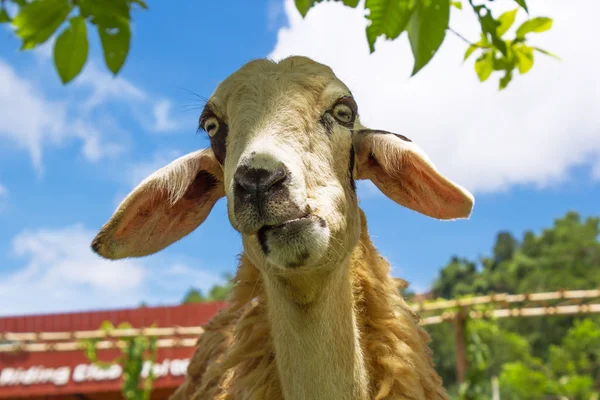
[0,302,227,399]
[0,302,227,333]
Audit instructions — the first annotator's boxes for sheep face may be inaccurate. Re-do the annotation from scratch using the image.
[204,56,362,271]
[90,56,474,272]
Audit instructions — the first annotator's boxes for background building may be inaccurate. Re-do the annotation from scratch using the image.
[0,303,225,400]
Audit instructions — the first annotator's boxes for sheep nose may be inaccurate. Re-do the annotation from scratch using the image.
[234,165,288,195]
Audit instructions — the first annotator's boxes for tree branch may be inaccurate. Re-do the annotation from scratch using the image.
[447,27,484,48]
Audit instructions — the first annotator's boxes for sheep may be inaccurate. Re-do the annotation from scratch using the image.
[91,56,474,400]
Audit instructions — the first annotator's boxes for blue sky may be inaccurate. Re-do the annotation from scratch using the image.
[0,0,599,316]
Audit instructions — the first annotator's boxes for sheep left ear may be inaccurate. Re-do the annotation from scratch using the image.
[91,148,225,259]
[353,129,474,220]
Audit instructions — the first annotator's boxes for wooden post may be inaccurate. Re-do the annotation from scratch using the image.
[491,375,500,400]
[454,310,468,384]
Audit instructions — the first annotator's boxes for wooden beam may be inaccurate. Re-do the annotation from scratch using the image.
[420,302,600,326]
[454,310,468,385]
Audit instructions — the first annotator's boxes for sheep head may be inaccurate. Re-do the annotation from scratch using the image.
[91,56,474,275]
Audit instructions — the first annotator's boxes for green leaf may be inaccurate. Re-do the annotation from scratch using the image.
[514,0,528,13]
[470,2,507,56]
[451,1,462,10]
[295,0,358,17]
[98,16,131,75]
[365,0,414,53]
[499,69,513,90]
[474,51,493,82]
[295,0,316,17]
[342,0,360,7]
[514,45,534,74]
[407,0,450,76]
[0,8,11,23]
[516,17,553,38]
[131,0,149,9]
[464,44,477,61]
[492,53,511,71]
[54,16,88,84]
[79,0,130,22]
[12,0,72,49]
[497,8,518,36]
[533,46,560,60]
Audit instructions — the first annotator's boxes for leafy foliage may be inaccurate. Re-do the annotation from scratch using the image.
[182,272,235,303]
[365,0,413,54]
[11,0,71,50]
[296,0,556,89]
[458,322,492,400]
[463,6,557,90]
[498,318,599,399]
[2,0,555,88]
[53,16,88,83]
[81,320,158,400]
[1,0,147,83]
[419,211,600,398]
[407,0,450,76]
[431,211,600,299]
[499,361,553,400]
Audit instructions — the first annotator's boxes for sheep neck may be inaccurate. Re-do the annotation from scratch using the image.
[263,257,368,400]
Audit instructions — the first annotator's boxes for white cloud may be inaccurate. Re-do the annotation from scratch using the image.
[0,183,7,213]
[152,99,183,132]
[74,62,147,111]
[269,0,600,193]
[0,60,125,172]
[267,0,286,31]
[0,49,185,172]
[0,224,223,316]
[594,162,600,180]
[0,60,67,171]
[33,37,181,134]
[71,120,126,162]
[73,64,185,134]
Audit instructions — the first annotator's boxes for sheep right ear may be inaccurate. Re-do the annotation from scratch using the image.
[91,148,225,259]
[353,129,474,220]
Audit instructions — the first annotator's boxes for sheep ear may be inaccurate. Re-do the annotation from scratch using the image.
[91,148,225,259]
[353,129,474,220]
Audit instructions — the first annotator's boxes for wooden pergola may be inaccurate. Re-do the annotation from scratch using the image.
[409,288,600,383]
[2,289,599,386]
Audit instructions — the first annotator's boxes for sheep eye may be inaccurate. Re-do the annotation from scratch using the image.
[204,117,220,137]
[331,102,355,124]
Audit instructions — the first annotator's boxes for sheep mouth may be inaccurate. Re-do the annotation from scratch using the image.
[258,215,314,233]
[256,215,330,268]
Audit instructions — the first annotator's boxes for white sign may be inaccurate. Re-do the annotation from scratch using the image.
[0,358,189,387]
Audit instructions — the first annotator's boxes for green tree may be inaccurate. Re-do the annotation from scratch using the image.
[425,211,600,395]
[492,231,518,266]
[182,272,235,303]
[499,360,553,400]
[1,0,556,88]
[548,318,600,397]
[428,323,459,393]
[498,318,600,399]
[182,288,206,304]
[458,321,492,400]
[431,256,486,299]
